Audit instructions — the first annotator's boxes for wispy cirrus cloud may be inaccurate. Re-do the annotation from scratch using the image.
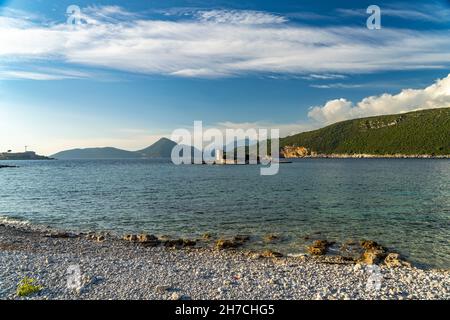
[0,67,91,80]
[302,73,347,80]
[0,6,449,80]
[196,9,287,24]
[309,83,363,89]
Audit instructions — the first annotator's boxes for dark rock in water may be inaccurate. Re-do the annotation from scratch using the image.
[307,239,335,256]
[215,239,243,250]
[360,240,383,250]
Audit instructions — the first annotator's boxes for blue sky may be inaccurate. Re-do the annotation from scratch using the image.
[1,0,450,155]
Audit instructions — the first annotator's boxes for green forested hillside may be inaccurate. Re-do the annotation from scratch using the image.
[281,108,450,155]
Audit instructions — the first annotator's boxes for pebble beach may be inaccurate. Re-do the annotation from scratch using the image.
[0,223,449,300]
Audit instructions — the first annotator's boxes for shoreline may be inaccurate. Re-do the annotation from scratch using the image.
[0,223,449,300]
[1,215,442,270]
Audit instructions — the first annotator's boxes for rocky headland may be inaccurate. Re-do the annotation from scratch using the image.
[280,146,450,159]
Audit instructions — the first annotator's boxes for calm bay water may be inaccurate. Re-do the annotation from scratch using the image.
[0,159,449,269]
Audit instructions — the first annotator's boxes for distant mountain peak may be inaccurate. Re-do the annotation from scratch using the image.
[52,137,177,160]
[136,138,177,158]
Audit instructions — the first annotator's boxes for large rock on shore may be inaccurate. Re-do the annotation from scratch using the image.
[215,239,243,250]
[164,239,196,248]
[123,234,138,242]
[215,235,250,250]
[123,234,161,247]
[261,250,283,258]
[360,249,386,264]
[384,253,411,268]
[360,240,383,250]
[358,240,387,264]
[307,240,334,256]
[137,234,158,242]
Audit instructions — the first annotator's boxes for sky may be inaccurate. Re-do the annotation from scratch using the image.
[0,0,449,155]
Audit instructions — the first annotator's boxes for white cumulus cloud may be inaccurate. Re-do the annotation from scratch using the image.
[308,74,450,124]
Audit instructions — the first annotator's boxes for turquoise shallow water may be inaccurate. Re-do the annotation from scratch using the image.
[0,159,449,269]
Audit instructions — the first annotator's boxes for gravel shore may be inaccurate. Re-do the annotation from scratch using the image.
[0,224,448,300]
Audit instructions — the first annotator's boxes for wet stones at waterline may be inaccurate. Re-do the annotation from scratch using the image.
[123,234,161,247]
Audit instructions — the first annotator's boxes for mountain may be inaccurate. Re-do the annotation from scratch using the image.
[51,147,139,160]
[135,137,177,158]
[52,138,179,159]
[51,108,450,159]
[280,107,450,156]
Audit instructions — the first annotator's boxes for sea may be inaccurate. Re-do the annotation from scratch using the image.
[0,158,449,269]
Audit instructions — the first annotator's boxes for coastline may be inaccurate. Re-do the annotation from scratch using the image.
[283,154,450,159]
[0,223,448,300]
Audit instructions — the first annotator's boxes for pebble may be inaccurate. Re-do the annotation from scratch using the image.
[170,293,180,300]
[155,285,171,293]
